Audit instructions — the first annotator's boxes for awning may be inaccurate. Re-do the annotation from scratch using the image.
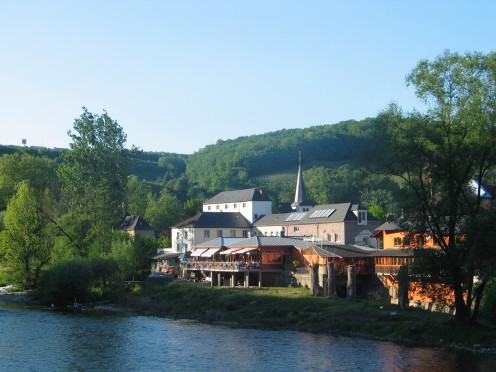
[234,248,257,254]
[201,248,220,257]
[219,248,242,255]
[190,248,208,257]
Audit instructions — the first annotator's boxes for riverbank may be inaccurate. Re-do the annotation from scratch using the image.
[119,282,496,353]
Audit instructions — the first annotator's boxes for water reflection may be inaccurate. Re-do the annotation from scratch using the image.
[1,300,494,371]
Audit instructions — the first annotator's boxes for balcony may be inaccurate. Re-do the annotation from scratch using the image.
[182,261,260,272]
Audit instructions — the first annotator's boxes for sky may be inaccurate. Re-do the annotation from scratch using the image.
[1,1,495,154]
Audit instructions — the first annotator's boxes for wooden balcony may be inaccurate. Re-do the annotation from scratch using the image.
[182,261,260,273]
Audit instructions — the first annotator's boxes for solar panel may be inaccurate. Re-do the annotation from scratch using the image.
[285,212,306,222]
[309,209,336,219]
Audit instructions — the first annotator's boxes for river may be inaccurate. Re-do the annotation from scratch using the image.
[1,297,495,371]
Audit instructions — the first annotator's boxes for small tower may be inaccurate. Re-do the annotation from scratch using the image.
[291,152,312,211]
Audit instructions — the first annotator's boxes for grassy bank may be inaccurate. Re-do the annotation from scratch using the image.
[120,282,496,353]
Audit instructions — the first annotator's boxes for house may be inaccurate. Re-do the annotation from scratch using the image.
[254,203,380,247]
[370,220,454,309]
[301,243,376,297]
[171,212,252,253]
[182,236,316,287]
[117,215,155,239]
[202,188,272,223]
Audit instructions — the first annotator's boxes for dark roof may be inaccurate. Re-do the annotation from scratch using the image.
[172,212,252,229]
[254,203,379,226]
[204,188,271,204]
[374,221,400,232]
[369,248,415,257]
[117,215,154,231]
[306,244,376,259]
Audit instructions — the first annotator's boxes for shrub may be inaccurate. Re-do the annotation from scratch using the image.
[38,259,92,306]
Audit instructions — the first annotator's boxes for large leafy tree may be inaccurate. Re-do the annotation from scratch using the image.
[375,50,496,325]
[0,182,54,288]
[58,108,129,257]
[145,189,183,230]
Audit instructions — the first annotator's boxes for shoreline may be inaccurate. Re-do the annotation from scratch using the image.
[2,284,495,355]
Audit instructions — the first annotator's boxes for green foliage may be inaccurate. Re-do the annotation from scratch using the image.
[38,258,93,306]
[58,108,130,256]
[111,233,158,280]
[0,153,59,210]
[126,175,152,216]
[374,50,496,325]
[481,280,496,322]
[0,182,54,289]
[145,189,183,230]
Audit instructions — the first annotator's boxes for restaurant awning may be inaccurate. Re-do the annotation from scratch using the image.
[201,248,220,257]
[219,248,242,255]
[190,248,208,257]
[234,248,257,254]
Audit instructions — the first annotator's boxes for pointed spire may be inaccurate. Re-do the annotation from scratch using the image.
[292,151,304,210]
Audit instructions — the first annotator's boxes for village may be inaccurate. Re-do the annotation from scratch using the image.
[117,157,473,312]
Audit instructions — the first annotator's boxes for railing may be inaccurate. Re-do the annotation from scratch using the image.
[375,265,401,275]
[182,261,260,272]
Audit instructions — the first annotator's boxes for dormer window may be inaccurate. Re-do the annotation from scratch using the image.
[358,211,367,225]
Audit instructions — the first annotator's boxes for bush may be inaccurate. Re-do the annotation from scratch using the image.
[38,259,93,306]
[481,281,496,322]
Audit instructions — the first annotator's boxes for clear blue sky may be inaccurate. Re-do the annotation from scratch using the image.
[1,1,494,154]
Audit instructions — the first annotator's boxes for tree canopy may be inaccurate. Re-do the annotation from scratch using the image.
[374,50,496,325]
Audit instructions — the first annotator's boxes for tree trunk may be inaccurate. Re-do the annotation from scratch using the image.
[311,264,319,296]
[347,265,356,300]
[398,265,409,310]
[327,262,337,298]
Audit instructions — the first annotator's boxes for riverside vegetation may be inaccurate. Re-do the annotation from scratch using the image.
[119,282,496,353]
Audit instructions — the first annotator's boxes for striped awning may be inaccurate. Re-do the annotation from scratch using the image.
[219,248,242,255]
[190,248,208,257]
[234,248,257,254]
[201,248,220,257]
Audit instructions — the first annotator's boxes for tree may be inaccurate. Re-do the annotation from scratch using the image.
[0,153,58,210]
[0,182,53,288]
[374,50,496,325]
[126,175,151,216]
[145,189,183,230]
[58,108,129,256]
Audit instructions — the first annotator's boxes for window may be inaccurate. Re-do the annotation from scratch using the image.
[254,214,258,220]
[394,237,401,246]
[176,231,180,239]
[208,206,211,211]
[294,226,300,233]
[184,231,188,239]
[358,211,367,224]
[204,230,210,238]
[217,230,223,237]
[225,204,228,209]
[216,205,220,210]
[242,203,247,208]
[242,230,248,237]
[230,230,236,237]
[334,233,339,242]
[234,203,237,208]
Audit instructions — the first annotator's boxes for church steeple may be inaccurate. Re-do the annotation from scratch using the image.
[291,151,305,211]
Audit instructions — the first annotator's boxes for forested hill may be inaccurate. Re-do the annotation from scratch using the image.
[1,116,399,217]
[185,118,376,193]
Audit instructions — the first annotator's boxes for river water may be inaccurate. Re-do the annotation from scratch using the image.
[1,297,495,372]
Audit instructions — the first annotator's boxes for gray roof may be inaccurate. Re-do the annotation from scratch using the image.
[307,244,375,259]
[204,188,271,204]
[172,212,251,229]
[254,203,379,226]
[369,248,414,257]
[195,237,246,248]
[228,236,315,249]
[374,221,400,232]
[117,215,154,231]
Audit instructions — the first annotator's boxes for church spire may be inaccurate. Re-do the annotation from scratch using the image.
[291,151,304,210]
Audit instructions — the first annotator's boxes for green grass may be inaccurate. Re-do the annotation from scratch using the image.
[120,283,496,353]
